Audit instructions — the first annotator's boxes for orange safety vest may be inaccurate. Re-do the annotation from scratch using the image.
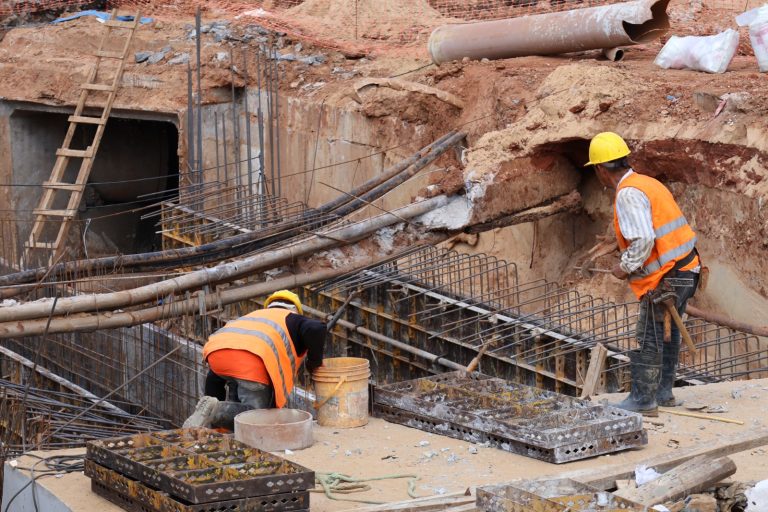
[613,173,699,299]
[202,309,305,408]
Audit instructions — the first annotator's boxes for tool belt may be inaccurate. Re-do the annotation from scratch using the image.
[668,247,699,274]
[661,247,701,291]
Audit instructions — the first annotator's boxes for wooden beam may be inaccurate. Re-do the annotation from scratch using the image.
[613,455,736,506]
[552,427,768,490]
[580,342,607,399]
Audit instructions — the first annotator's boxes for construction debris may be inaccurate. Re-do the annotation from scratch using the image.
[477,478,646,511]
[614,455,737,506]
[554,427,768,490]
[0,0,767,510]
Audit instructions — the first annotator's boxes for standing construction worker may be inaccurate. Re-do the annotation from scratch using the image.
[586,132,700,417]
[184,289,326,429]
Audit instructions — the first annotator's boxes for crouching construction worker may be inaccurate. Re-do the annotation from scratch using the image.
[587,132,700,417]
[183,289,326,429]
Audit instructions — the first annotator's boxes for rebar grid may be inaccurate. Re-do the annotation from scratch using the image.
[0,378,166,456]
[1,322,202,424]
[318,246,767,386]
[154,185,320,241]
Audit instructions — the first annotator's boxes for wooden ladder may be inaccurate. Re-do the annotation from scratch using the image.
[23,10,141,267]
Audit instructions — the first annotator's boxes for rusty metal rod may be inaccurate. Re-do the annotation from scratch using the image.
[0,196,448,326]
[302,304,465,371]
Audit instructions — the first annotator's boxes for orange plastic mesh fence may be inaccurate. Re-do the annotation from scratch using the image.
[2,0,753,56]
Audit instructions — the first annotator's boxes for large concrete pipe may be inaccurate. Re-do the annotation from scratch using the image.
[428,0,670,64]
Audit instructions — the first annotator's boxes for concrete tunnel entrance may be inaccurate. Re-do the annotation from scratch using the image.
[7,108,179,259]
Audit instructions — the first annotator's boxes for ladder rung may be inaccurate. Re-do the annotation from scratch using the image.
[95,49,125,59]
[56,148,93,158]
[24,241,57,249]
[81,83,115,92]
[42,181,85,191]
[33,209,77,217]
[104,19,137,29]
[69,115,106,125]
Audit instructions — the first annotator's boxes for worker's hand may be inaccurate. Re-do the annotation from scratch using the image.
[611,263,629,280]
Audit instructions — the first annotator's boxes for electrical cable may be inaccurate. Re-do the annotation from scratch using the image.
[2,454,84,512]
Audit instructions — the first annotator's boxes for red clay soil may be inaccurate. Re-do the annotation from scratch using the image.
[0,7,766,314]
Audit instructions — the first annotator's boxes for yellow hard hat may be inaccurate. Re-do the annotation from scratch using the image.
[264,290,303,315]
[585,132,631,166]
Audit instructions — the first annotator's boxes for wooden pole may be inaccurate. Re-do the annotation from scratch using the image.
[685,304,768,338]
[465,343,489,373]
[579,342,607,399]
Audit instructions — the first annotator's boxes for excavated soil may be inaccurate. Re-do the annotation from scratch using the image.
[0,9,766,318]
[288,0,448,42]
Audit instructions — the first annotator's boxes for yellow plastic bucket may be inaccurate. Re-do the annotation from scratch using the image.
[312,357,370,428]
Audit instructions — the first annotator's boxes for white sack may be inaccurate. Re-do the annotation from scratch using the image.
[746,479,768,511]
[654,29,740,73]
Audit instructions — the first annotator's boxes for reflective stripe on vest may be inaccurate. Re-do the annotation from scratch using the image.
[238,316,296,372]
[613,172,697,298]
[202,308,297,408]
[213,326,291,400]
[634,235,697,276]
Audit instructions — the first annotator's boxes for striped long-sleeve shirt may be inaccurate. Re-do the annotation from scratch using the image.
[615,170,656,275]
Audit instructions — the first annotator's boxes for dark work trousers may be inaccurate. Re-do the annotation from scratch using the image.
[636,270,700,355]
[204,368,244,402]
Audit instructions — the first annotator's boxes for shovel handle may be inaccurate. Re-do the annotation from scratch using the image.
[665,302,697,355]
[663,310,672,342]
[466,343,490,373]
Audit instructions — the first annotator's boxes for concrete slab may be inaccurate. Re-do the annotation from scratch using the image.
[2,378,766,512]
[1,448,121,512]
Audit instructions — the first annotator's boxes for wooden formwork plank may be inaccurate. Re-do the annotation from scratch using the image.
[579,343,608,399]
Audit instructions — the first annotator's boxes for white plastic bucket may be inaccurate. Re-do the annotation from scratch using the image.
[312,357,370,428]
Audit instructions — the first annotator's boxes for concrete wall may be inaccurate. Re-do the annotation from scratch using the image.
[190,88,429,216]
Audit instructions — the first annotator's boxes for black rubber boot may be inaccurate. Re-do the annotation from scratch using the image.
[613,351,661,417]
[657,341,681,407]
[209,401,251,431]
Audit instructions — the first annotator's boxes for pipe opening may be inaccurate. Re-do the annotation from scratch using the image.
[603,48,625,62]
[623,0,671,43]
